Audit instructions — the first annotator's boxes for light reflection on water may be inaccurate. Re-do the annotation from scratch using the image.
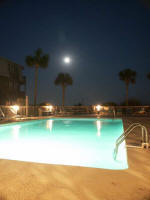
[12,125,21,140]
[96,120,101,137]
[46,120,53,132]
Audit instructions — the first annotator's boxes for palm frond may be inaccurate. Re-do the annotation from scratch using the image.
[25,56,35,67]
[65,73,73,85]
[26,48,49,68]
[40,54,49,68]
[54,73,65,85]
[119,68,136,84]
[54,73,73,86]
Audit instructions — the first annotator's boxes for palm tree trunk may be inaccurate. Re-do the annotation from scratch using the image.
[126,83,129,106]
[62,85,65,107]
[34,66,39,106]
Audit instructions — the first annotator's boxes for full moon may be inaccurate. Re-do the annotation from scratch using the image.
[64,57,71,64]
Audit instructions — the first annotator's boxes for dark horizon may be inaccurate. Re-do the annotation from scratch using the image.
[0,0,150,105]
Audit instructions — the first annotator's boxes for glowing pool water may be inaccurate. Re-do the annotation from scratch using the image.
[0,118,128,169]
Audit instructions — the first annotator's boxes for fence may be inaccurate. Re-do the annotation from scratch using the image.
[0,105,150,118]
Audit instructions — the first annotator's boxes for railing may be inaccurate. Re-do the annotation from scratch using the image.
[0,105,150,118]
[55,105,150,117]
[114,123,149,159]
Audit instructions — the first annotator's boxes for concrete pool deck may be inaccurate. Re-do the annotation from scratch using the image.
[0,117,149,200]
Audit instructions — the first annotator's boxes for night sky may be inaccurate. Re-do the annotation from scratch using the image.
[0,0,150,105]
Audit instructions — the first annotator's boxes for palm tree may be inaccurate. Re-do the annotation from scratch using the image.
[54,73,73,106]
[26,48,49,106]
[147,73,150,79]
[119,68,136,106]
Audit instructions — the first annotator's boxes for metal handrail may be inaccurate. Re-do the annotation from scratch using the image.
[116,123,141,144]
[114,123,149,159]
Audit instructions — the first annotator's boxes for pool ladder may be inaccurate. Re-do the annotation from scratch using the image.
[114,123,149,159]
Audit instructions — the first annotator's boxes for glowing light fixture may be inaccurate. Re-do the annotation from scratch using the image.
[45,105,53,112]
[49,105,53,112]
[11,105,19,114]
[96,105,102,112]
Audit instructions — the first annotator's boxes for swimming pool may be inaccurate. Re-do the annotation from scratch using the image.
[0,118,128,169]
